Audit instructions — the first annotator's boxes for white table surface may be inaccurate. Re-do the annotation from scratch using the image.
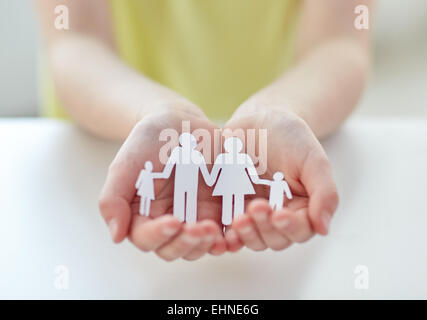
[0,117,426,299]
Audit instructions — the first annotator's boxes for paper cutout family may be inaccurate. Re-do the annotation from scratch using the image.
[135,133,292,225]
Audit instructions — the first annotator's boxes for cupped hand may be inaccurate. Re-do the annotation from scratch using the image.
[223,108,339,252]
[99,106,226,261]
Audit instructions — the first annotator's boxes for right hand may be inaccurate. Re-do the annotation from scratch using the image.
[99,105,227,261]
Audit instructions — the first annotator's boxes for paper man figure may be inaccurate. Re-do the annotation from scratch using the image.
[210,137,269,225]
[265,171,293,210]
[159,133,213,223]
[135,161,163,216]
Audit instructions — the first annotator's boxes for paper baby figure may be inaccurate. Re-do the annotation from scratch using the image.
[210,137,269,225]
[158,132,213,223]
[265,171,293,210]
[135,161,164,216]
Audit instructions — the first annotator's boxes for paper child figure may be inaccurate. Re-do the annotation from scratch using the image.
[265,171,293,210]
[210,137,268,225]
[135,161,164,216]
[159,133,213,223]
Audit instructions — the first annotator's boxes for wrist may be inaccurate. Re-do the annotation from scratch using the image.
[231,100,304,126]
[135,98,207,122]
[232,91,307,119]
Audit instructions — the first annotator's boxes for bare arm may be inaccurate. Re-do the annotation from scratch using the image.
[232,0,373,138]
[34,0,204,141]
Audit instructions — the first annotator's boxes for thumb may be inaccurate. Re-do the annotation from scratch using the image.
[300,149,339,235]
[99,195,132,243]
[99,163,136,243]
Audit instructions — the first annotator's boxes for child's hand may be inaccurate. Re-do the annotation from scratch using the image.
[99,107,226,261]
[224,108,339,252]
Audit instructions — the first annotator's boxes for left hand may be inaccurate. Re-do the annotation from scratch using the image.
[223,107,339,252]
[99,107,227,261]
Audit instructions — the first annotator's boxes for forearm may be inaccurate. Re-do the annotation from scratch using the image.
[234,38,370,138]
[48,34,202,140]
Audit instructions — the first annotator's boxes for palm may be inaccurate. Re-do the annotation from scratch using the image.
[101,108,337,257]
[121,112,223,225]
[226,111,317,202]
[216,109,338,251]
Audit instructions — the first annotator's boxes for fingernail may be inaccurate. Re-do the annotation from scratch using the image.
[183,234,200,245]
[109,219,118,241]
[227,229,238,241]
[240,226,252,234]
[254,212,267,221]
[321,211,331,233]
[163,226,178,236]
[274,217,291,229]
[205,235,214,243]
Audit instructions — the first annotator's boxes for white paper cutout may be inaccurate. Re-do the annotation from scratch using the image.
[135,161,164,216]
[265,171,293,211]
[210,137,270,225]
[135,135,293,224]
[157,133,213,223]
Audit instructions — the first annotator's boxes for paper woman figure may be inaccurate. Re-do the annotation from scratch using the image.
[135,161,163,216]
[265,171,293,210]
[210,137,268,225]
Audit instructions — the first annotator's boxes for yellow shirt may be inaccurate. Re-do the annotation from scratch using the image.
[41,0,301,120]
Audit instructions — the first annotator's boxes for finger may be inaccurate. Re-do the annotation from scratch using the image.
[155,224,205,261]
[232,214,267,251]
[183,220,218,261]
[224,227,243,252]
[128,214,182,251]
[247,199,291,251]
[209,233,227,256]
[300,149,339,235]
[208,223,227,256]
[99,194,132,243]
[272,208,314,243]
[98,120,165,243]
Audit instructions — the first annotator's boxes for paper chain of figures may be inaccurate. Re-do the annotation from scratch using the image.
[135,133,292,225]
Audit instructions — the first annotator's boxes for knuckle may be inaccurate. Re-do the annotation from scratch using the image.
[330,190,339,205]
[240,231,257,241]
[107,160,128,177]
[324,189,339,212]
[128,236,150,252]
[98,196,109,213]
[98,196,114,218]
[98,195,129,219]
[314,153,331,170]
